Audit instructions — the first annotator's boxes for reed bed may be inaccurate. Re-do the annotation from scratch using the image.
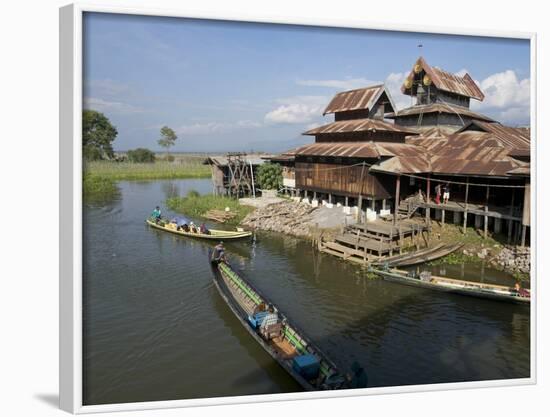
[85,158,210,180]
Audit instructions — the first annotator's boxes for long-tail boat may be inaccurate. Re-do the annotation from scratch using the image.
[372,268,530,304]
[146,218,252,240]
[209,253,351,391]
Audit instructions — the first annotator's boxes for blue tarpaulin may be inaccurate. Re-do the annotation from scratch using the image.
[170,216,189,226]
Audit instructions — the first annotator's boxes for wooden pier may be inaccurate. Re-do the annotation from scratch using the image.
[318,218,431,264]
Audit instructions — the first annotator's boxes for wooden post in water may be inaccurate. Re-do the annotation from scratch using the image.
[463,177,469,234]
[394,175,401,225]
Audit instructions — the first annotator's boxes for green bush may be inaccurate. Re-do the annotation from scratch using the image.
[186,189,200,198]
[164,154,175,162]
[257,163,283,190]
[83,145,104,161]
[127,148,156,163]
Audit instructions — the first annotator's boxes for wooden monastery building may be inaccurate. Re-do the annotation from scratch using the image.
[272,57,531,245]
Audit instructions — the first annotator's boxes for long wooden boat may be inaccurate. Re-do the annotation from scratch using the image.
[370,243,463,268]
[209,255,351,391]
[373,268,530,304]
[146,219,252,240]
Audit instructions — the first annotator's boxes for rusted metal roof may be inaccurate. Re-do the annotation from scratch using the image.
[322,84,396,115]
[370,156,432,174]
[386,103,494,122]
[402,57,485,101]
[457,121,531,149]
[204,155,271,166]
[507,165,530,176]
[294,141,428,160]
[303,118,419,136]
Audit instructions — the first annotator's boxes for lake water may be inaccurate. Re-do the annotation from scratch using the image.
[83,179,530,405]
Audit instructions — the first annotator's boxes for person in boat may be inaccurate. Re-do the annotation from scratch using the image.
[189,222,197,233]
[200,223,210,235]
[212,242,226,263]
[151,206,162,223]
[514,282,530,298]
[347,361,368,389]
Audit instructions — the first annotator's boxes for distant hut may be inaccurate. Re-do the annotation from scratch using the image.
[204,153,271,197]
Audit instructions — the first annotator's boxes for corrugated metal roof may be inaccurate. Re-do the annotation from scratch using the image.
[322,84,396,115]
[370,156,432,174]
[402,57,485,101]
[303,118,419,136]
[204,155,271,166]
[386,103,494,122]
[457,121,530,149]
[294,141,428,159]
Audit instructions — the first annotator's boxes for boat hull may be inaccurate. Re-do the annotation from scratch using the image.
[146,219,252,240]
[374,269,530,304]
[209,256,349,391]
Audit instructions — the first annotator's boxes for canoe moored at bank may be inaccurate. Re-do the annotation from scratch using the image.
[372,268,530,304]
[146,219,252,240]
[209,254,356,391]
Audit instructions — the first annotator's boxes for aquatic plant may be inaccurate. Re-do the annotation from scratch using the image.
[166,194,254,225]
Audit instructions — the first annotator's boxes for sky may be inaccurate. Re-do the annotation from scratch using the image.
[83,12,531,153]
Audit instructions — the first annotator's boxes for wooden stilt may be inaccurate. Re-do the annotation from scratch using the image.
[521,225,527,247]
[426,175,431,222]
[508,189,516,244]
[441,209,445,226]
[382,199,386,210]
[394,175,401,225]
[463,178,469,234]
[484,206,488,239]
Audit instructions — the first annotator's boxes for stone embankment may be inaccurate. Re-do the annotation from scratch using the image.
[462,245,531,276]
[490,246,531,275]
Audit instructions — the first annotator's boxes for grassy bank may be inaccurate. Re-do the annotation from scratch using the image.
[85,158,210,181]
[83,173,120,203]
[166,191,254,225]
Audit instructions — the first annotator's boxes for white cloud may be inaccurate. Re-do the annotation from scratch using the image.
[176,120,262,135]
[384,71,411,111]
[296,77,379,90]
[455,68,469,77]
[472,70,530,125]
[86,79,130,96]
[83,97,145,114]
[264,96,328,125]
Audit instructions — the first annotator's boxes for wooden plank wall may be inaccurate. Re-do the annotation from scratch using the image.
[295,162,392,198]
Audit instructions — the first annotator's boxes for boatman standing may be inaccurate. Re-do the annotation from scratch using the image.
[212,241,226,264]
[151,206,162,223]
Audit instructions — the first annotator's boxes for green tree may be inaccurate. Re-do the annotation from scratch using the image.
[82,110,118,160]
[257,163,283,190]
[158,126,178,158]
[127,148,156,163]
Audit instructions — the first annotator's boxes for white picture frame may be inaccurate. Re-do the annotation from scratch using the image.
[60,3,537,413]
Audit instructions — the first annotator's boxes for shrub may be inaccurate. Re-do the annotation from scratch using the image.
[127,148,156,163]
[164,154,175,162]
[257,163,283,190]
[83,145,104,161]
